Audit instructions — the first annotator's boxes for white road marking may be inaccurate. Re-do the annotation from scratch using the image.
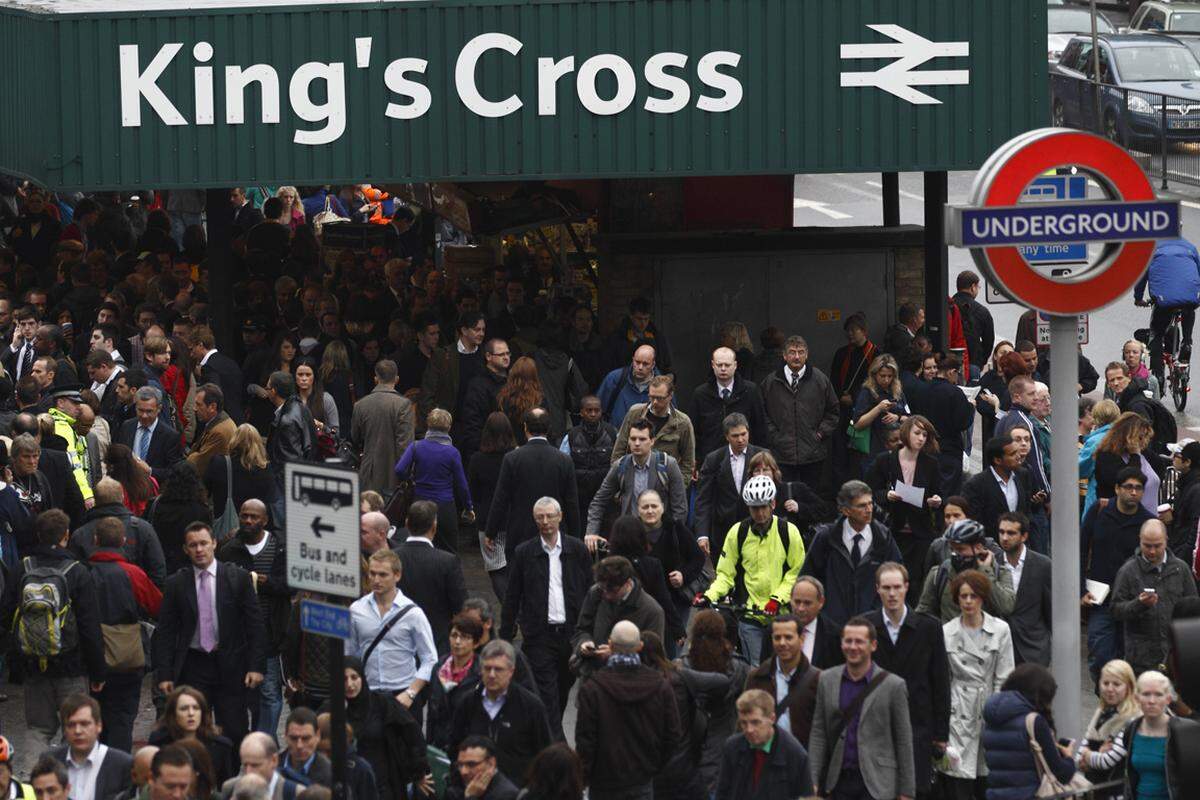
[792,198,853,220]
[1182,200,1200,210]
[864,179,924,201]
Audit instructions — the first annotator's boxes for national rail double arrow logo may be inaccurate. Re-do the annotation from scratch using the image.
[840,24,970,105]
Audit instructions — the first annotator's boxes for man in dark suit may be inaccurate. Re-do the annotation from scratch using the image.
[485,408,581,557]
[744,614,821,748]
[152,521,266,744]
[694,412,764,557]
[500,496,592,739]
[50,694,133,800]
[790,576,843,669]
[961,434,1032,539]
[187,325,245,424]
[398,500,468,658]
[865,562,950,800]
[997,512,1053,666]
[117,386,183,475]
[881,302,923,360]
[230,188,265,235]
[691,347,770,460]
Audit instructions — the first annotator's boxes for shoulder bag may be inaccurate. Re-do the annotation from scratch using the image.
[212,455,238,537]
[362,603,417,666]
[1025,712,1092,797]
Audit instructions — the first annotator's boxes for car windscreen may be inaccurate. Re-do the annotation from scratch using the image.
[1171,11,1200,32]
[1114,44,1200,81]
[1049,9,1114,33]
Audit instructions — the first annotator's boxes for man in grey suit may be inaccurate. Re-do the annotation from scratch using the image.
[808,616,915,800]
[693,412,765,557]
[997,512,1052,666]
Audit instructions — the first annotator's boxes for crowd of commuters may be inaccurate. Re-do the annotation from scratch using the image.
[0,184,1197,800]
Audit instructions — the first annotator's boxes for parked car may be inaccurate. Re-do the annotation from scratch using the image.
[1128,1,1200,34]
[1049,7,1116,66]
[1050,33,1200,147]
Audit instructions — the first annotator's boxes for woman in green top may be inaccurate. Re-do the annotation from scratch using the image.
[1117,670,1176,800]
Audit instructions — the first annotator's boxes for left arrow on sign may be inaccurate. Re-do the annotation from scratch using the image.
[311,517,334,538]
[840,24,969,105]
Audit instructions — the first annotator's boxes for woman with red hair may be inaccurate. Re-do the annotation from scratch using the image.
[497,356,545,444]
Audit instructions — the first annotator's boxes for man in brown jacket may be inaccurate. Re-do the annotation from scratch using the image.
[351,360,415,496]
[575,620,681,800]
[744,613,821,748]
[610,375,696,480]
[187,383,236,478]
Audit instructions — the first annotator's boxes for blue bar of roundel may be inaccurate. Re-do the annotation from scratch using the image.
[959,201,1179,247]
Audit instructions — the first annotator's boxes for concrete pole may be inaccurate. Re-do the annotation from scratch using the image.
[1049,314,1082,736]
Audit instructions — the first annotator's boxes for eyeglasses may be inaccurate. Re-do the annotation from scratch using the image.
[490,351,511,358]
[1118,483,1146,492]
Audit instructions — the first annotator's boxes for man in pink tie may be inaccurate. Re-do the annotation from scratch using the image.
[152,521,265,743]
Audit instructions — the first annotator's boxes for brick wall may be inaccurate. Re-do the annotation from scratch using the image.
[893,246,926,309]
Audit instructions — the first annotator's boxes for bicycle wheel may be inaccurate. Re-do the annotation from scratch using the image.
[1173,368,1189,412]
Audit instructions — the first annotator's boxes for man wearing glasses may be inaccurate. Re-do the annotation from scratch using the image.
[1080,466,1156,683]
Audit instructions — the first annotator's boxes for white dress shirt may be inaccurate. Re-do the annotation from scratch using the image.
[200,348,217,367]
[801,618,817,663]
[729,446,746,490]
[482,688,508,720]
[456,338,478,355]
[786,365,807,385]
[841,518,873,558]
[774,659,797,731]
[717,379,735,398]
[190,560,219,650]
[543,534,567,624]
[883,606,908,645]
[1005,544,1027,593]
[66,741,107,800]
[991,467,1019,512]
[90,363,125,401]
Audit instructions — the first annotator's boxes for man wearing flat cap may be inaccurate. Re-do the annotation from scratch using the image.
[47,384,94,508]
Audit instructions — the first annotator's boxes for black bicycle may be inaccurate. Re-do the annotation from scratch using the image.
[1136,307,1190,412]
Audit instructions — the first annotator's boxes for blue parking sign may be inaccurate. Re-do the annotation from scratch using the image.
[1017,176,1088,264]
[300,598,352,640]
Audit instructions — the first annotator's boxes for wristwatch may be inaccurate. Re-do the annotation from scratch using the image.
[405,688,418,700]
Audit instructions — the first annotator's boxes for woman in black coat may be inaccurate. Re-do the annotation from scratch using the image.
[976,342,1018,444]
[204,424,279,530]
[607,515,685,648]
[322,657,431,800]
[635,489,706,617]
[866,415,942,589]
[425,614,484,751]
[467,413,516,598]
[148,686,236,785]
[147,462,213,575]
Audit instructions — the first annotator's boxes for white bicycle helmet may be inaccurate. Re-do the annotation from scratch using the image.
[741,474,777,507]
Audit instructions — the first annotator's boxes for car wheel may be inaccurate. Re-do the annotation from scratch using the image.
[1052,99,1066,128]
[1104,111,1121,143]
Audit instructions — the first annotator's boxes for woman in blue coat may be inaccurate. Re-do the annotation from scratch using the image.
[981,664,1077,800]
[395,407,473,553]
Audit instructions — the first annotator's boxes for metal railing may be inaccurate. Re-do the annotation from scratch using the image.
[1071,81,1200,190]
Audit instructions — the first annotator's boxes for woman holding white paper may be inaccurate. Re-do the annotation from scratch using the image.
[866,414,942,589]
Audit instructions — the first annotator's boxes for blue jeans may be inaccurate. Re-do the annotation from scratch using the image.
[738,620,767,667]
[254,656,284,736]
[1087,604,1124,684]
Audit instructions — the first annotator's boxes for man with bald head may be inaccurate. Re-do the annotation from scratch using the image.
[597,343,660,425]
[1111,518,1198,674]
[575,620,682,800]
[692,345,769,463]
[216,499,291,735]
[219,733,300,800]
[113,746,157,800]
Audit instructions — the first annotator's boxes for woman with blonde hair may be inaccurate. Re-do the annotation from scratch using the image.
[275,186,305,230]
[1095,412,1161,514]
[1080,399,1123,518]
[495,355,543,444]
[1077,659,1140,788]
[395,408,473,553]
[1092,671,1178,800]
[718,321,756,380]
[203,423,278,527]
[851,353,909,460]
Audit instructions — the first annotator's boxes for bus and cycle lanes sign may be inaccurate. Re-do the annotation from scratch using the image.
[285,461,361,599]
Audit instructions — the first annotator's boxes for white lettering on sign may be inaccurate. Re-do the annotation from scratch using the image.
[969,209,1171,241]
[118,35,746,144]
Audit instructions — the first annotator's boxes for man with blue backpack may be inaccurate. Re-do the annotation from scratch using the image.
[3,508,105,757]
[1134,236,1200,378]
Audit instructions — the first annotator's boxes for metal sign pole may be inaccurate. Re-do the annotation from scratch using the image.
[329,621,348,800]
[1049,314,1082,737]
[1090,0,1101,126]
